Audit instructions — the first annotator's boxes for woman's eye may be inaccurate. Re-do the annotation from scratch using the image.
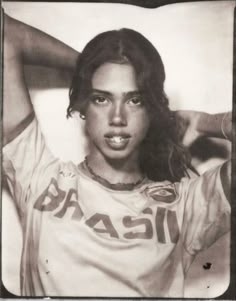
[92,96,108,104]
[128,96,143,106]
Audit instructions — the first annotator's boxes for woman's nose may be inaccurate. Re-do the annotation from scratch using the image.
[109,102,127,126]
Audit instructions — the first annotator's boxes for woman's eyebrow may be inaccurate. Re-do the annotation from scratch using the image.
[91,89,113,96]
[91,89,141,97]
[125,91,141,98]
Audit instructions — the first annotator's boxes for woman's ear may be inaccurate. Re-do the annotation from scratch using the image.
[74,98,88,116]
[79,113,86,120]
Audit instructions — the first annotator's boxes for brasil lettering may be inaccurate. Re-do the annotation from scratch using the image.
[34,178,180,243]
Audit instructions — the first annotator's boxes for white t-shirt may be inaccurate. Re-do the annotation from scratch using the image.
[3,119,230,297]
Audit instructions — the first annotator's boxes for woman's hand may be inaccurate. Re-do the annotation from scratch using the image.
[175,110,232,147]
[175,110,204,147]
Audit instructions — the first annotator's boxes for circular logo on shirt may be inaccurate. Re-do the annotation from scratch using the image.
[146,184,178,203]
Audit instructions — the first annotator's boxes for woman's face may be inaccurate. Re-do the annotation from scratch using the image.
[85,62,150,162]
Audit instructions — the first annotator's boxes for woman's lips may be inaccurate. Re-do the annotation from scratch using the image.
[104,133,131,149]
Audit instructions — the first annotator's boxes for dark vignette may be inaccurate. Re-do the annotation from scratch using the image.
[0,0,235,299]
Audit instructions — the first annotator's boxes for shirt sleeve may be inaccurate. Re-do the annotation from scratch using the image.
[179,164,230,255]
[3,118,56,214]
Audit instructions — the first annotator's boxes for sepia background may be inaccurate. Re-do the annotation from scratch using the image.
[2,0,234,297]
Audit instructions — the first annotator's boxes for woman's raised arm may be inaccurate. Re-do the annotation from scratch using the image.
[3,12,79,145]
[176,110,232,201]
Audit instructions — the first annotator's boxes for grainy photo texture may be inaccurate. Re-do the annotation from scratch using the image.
[1,0,234,298]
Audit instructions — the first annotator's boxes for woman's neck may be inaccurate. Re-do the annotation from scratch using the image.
[86,152,143,185]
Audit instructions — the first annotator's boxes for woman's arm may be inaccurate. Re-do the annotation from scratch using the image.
[176,110,232,201]
[196,112,232,141]
[3,13,79,145]
[196,112,231,201]
[176,111,232,146]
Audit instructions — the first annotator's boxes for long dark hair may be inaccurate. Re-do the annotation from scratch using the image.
[67,28,193,182]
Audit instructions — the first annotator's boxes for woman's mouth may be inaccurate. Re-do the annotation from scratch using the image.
[104,133,130,150]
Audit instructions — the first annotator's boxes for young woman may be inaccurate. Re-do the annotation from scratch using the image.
[3,12,231,297]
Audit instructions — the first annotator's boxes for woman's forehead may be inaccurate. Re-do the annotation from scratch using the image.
[91,62,138,94]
